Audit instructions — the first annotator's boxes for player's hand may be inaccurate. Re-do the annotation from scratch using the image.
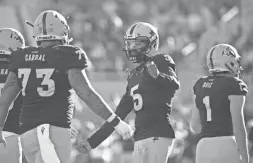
[70,125,79,139]
[146,61,160,79]
[114,120,134,140]
[74,140,92,154]
[0,131,6,148]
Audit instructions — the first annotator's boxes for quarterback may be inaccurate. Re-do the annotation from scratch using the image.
[0,28,24,163]
[0,10,133,163]
[75,22,180,163]
[191,44,249,163]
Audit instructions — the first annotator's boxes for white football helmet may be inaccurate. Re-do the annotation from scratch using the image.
[0,28,25,61]
[123,22,159,63]
[207,44,242,77]
[33,10,70,45]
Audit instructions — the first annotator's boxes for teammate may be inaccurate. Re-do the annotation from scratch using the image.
[0,10,133,163]
[75,22,180,163]
[191,44,249,163]
[0,28,24,163]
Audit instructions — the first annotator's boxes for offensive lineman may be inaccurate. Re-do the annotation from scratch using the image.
[0,10,133,163]
[0,28,23,163]
[75,22,180,163]
[191,44,249,163]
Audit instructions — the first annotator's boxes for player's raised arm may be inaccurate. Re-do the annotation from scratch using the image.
[229,95,249,162]
[0,72,21,128]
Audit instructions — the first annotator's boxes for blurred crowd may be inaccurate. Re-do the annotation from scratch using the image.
[1,0,253,162]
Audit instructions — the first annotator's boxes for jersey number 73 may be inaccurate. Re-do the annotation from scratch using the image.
[18,68,55,97]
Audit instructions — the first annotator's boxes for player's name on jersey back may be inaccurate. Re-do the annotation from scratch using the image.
[202,81,213,88]
[25,54,46,62]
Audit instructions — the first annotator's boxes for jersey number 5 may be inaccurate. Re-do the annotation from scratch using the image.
[18,68,55,97]
[203,96,212,121]
[130,84,143,111]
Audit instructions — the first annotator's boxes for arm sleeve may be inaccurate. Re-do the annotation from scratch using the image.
[62,47,88,70]
[87,87,133,148]
[153,54,180,90]
[227,78,248,96]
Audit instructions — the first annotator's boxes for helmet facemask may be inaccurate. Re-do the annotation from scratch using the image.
[123,35,157,63]
[225,57,243,78]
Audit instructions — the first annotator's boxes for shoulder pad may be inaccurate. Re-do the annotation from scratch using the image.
[54,45,81,52]
[56,45,88,70]
[55,45,87,60]
[152,53,176,71]
[193,77,204,95]
[20,46,38,53]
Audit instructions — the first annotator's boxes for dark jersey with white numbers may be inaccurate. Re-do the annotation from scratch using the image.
[126,54,179,141]
[0,61,22,134]
[87,54,179,148]
[193,75,248,138]
[8,45,88,134]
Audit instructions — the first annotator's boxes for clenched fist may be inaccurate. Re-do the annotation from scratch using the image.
[115,120,134,140]
[146,61,160,79]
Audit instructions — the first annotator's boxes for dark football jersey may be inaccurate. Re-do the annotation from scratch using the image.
[193,75,248,138]
[86,54,179,148]
[8,45,88,134]
[126,54,178,141]
[0,61,22,134]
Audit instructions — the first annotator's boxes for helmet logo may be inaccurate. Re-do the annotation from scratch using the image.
[12,33,24,44]
[222,46,236,58]
[149,29,155,36]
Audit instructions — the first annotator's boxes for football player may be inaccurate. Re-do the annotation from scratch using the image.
[0,28,24,163]
[0,10,133,163]
[74,22,180,163]
[191,44,249,163]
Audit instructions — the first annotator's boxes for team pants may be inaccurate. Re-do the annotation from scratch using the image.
[133,137,174,163]
[20,124,71,163]
[0,133,22,163]
[196,136,241,163]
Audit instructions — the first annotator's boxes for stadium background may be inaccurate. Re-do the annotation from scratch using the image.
[1,0,253,162]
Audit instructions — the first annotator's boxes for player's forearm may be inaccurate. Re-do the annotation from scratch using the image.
[88,122,114,148]
[77,88,114,120]
[229,95,249,161]
[233,121,249,160]
[68,68,116,121]
[88,95,133,148]
[0,73,21,128]
[0,103,10,128]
